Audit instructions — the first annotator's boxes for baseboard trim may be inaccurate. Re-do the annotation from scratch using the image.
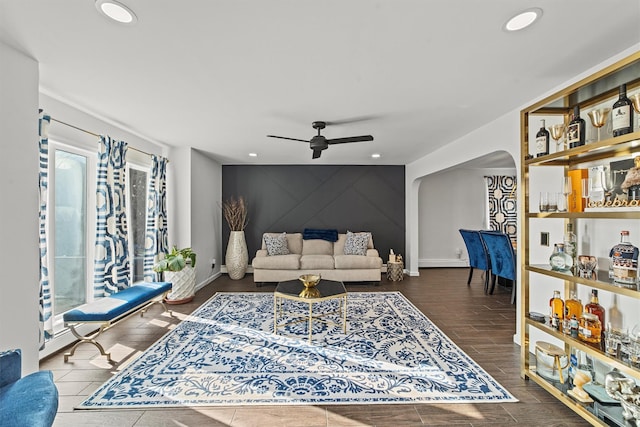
[419,259,469,268]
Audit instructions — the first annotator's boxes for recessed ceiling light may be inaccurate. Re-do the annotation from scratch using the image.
[249,153,258,157]
[504,8,542,32]
[371,153,381,159]
[95,0,137,24]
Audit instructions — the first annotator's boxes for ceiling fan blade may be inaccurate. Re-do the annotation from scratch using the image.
[267,135,309,143]
[325,115,379,126]
[326,135,374,145]
[312,150,322,159]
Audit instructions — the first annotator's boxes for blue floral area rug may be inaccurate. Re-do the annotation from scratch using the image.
[78,291,517,408]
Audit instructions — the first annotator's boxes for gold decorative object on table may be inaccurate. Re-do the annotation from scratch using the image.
[298,274,321,298]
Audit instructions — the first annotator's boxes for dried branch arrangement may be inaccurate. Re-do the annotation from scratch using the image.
[222,196,248,231]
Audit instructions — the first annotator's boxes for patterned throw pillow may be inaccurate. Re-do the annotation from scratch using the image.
[343,231,371,256]
[264,232,290,256]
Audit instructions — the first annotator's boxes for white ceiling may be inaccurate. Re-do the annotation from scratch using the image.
[1,1,639,166]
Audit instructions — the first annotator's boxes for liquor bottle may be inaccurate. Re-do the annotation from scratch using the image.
[549,243,573,272]
[567,105,586,148]
[585,289,605,335]
[564,290,583,320]
[549,290,564,323]
[609,230,639,287]
[563,223,577,272]
[612,84,634,137]
[536,119,550,157]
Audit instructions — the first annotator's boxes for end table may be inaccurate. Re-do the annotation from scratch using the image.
[387,261,404,281]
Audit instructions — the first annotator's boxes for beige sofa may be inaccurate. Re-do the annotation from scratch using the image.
[252,232,383,284]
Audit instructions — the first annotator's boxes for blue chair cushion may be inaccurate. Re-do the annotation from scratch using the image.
[63,281,171,323]
[0,349,58,427]
[480,231,516,281]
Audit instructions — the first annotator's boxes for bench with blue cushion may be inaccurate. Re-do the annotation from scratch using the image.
[0,349,58,427]
[62,281,172,362]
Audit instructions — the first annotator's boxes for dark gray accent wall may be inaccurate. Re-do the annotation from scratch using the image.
[222,165,405,265]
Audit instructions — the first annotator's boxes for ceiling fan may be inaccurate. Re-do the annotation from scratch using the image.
[267,121,374,159]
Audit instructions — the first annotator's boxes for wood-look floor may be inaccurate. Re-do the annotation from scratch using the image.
[42,268,587,426]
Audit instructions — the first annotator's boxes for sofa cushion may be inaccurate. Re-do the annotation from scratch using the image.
[263,232,290,256]
[302,239,333,255]
[343,231,371,255]
[335,254,383,269]
[252,253,301,270]
[300,254,335,270]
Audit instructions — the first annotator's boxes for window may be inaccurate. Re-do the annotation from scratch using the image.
[50,144,95,322]
[47,141,151,333]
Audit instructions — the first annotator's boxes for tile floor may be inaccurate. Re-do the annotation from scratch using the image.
[41,268,588,426]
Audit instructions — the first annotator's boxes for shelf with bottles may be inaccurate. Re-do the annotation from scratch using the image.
[525,131,640,167]
[524,57,640,162]
[524,310,640,376]
[527,265,640,300]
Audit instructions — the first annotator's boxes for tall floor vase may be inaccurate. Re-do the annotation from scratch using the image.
[226,230,248,280]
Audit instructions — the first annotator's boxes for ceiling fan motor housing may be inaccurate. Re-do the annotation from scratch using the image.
[310,135,328,150]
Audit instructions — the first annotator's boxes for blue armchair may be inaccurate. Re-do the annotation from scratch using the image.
[459,229,491,293]
[0,349,58,427]
[479,230,517,304]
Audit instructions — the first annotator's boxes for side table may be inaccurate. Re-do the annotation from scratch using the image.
[387,261,404,281]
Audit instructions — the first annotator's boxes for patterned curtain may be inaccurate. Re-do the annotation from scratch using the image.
[93,136,130,297]
[485,175,517,245]
[143,155,168,281]
[38,112,53,348]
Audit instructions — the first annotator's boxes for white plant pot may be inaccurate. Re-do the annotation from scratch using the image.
[226,230,248,280]
[164,265,196,304]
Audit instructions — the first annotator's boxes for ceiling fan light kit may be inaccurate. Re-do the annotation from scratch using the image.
[267,121,374,159]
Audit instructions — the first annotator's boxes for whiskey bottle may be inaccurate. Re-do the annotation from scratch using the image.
[535,119,550,157]
[585,289,605,335]
[612,84,633,137]
[564,290,583,320]
[549,290,564,323]
[567,105,586,148]
[609,230,639,287]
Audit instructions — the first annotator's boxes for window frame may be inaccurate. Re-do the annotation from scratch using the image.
[48,140,97,334]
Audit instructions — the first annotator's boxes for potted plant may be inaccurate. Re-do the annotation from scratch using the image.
[153,246,197,304]
[222,196,249,280]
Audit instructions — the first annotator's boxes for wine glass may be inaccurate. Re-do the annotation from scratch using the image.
[561,176,572,212]
[549,123,566,151]
[587,108,611,142]
[601,167,615,203]
[630,93,640,131]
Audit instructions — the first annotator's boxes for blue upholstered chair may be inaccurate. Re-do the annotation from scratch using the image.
[458,229,491,293]
[479,230,516,304]
[0,349,58,427]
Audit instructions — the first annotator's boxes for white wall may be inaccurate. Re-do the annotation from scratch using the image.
[0,42,40,374]
[190,149,222,287]
[418,166,516,267]
[167,147,222,288]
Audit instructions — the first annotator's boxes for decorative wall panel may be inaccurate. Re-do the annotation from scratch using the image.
[223,165,405,267]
